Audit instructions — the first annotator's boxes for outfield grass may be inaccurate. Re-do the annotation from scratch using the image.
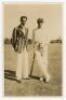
[4,43,62,96]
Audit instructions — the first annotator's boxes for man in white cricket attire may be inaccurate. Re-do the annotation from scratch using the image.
[32,18,50,82]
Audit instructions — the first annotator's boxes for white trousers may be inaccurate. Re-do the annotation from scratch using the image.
[35,45,50,80]
[16,47,29,80]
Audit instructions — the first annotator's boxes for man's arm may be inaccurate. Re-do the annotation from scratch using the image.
[25,28,29,48]
[11,27,18,51]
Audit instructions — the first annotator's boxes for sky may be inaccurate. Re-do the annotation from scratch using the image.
[4,3,62,41]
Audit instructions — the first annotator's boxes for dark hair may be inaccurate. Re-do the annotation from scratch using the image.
[20,16,27,21]
[37,18,44,23]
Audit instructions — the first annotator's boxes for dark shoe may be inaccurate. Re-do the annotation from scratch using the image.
[44,76,51,83]
[40,77,50,83]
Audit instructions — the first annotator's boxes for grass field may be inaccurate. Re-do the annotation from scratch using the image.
[4,43,62,96]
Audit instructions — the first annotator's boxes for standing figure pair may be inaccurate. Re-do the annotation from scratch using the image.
[12,16,50,83]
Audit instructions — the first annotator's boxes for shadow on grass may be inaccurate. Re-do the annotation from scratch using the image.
[29,75,39,80]
[4,69,16,81]
[4,69,39,81]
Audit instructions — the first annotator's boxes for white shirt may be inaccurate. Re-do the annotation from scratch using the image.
[33,27,49,46]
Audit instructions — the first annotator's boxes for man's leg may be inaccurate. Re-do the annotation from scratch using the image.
[35,49,50,82]
[16,52,23,81]
[23,48,29,79]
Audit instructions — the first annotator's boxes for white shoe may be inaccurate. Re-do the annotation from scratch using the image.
[40,77,43,81]
[45,75,51,83]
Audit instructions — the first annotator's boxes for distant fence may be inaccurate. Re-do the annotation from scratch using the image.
[4,38,11,44]
[4,38,62,45]
[50,39,62,43]
[4,38,32,45]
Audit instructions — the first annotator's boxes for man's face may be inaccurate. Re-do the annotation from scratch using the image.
[21,17,27,26]
[38,22,43,28]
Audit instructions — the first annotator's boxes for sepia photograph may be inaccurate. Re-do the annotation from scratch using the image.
[4,3,62,96]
